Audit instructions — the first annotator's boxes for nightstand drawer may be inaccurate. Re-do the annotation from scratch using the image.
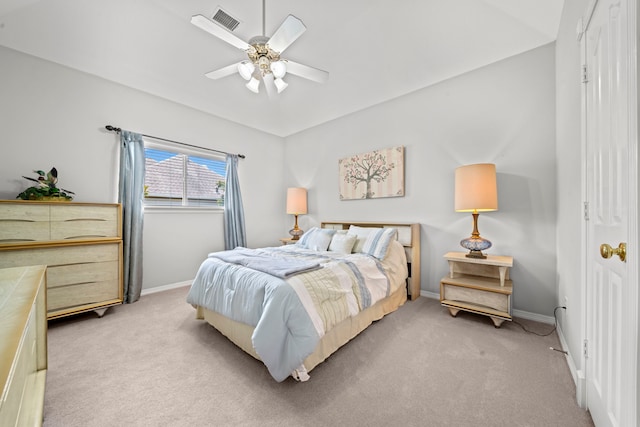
[441,281,510,313]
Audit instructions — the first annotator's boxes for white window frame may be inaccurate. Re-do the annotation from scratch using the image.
[143,138,226,212]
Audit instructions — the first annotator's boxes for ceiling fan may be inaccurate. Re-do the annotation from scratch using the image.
[191,1,329,97]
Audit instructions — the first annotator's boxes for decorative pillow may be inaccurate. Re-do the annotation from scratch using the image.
[348,225,379,253]
[297,227,336,251]
[328,232,357,254]
[361,227,398,259]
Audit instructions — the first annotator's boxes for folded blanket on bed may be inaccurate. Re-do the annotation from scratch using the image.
[209,247,320,279]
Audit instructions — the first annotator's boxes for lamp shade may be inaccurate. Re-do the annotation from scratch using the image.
[455,163,498,212]
[286,187,307,214]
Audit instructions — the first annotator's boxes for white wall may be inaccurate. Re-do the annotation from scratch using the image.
[284,44,558,316]
[0,42,562,317]
[0,45,286,291]
[555,0,590,388]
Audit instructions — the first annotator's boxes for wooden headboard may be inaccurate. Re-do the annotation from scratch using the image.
[320,221,421,301]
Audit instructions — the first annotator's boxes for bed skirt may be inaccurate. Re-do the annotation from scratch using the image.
[194,284,408,379]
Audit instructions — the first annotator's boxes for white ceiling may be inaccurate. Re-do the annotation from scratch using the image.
[0,0,564,137]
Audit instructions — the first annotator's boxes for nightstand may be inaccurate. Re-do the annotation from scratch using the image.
[440,251,513,327]
[279,238,297,245]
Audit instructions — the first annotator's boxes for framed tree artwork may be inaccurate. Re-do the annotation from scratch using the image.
[339,146,405,200]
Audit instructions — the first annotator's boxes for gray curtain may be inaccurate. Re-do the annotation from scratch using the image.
[224,154,246,249]
[118,131,145,303]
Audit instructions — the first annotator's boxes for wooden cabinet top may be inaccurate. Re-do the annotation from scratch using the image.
[0,200,120,207]
[444,251,513,267]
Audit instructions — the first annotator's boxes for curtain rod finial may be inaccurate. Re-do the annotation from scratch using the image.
[105,125,121,132]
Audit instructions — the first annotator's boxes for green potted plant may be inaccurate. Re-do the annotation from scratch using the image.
[17,167,75,201]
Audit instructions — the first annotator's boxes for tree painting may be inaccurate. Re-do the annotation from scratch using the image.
[339,146,404,200]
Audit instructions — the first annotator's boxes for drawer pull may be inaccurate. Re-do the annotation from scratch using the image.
[63,218,107,222]
[63,235,107,239]
[0,219,36,222]
[0,238,36,242]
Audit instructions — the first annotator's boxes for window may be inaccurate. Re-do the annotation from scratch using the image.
[144,145,226,208]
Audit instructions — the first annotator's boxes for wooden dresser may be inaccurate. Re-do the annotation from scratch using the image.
[0,265,47,426]
[0,200,123,319]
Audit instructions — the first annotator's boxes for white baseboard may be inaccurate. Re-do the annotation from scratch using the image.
[421,290,440,300]
[556,324,587,408]
[512,309,555,325]
[141,281,191,296]
[420,290,555,324]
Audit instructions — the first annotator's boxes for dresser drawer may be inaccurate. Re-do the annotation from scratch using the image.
[48,280,120,312]
[0,242,122,317]
[0,242,120,268]
[0,203,49,222]
[47,260,119,288]
[50,205,119,240]
[0,203,50,243]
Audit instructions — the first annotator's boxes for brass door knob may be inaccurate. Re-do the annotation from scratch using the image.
[600,242,627,262]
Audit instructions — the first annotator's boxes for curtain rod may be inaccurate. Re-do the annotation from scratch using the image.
[105,125,245,159]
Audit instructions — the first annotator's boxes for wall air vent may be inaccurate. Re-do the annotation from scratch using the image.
[212,7,240,31]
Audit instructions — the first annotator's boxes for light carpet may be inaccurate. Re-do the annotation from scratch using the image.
[43,286,594,427]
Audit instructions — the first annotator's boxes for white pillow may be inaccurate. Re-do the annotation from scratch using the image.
[328,232,357,254]
[348,225,379,253]
[361,227,398,259]
[297,227,336,251]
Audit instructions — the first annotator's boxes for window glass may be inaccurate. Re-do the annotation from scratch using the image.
[144,147,225,207]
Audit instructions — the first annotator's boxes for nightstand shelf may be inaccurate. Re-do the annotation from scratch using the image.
[279,238,298,245]
[440,251,514,327]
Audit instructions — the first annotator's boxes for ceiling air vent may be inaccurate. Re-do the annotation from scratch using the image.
[212,7,240,31]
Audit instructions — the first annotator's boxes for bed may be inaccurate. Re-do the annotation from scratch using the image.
[186,221,421,382]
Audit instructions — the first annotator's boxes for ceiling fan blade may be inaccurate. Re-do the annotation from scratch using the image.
[262,73,277,99]
[204,63,241,80]
[191,14,250,51]
[284,60,329,84]
[267,15,306,54]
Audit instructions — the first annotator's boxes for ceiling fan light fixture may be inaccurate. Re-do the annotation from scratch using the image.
[246,77,260,93]
[193,6,329,96]
[274,78,288,93]
[271,61,287,79]
[257,55,271,72]
[238,61,255,80]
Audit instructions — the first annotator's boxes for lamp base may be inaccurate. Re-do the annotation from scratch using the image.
[289,213,304,240]
[460,236,492,259]
[289,227,304,240]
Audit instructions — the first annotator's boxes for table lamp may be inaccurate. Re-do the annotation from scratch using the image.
[286,187,307,240]
[455,163,498,258]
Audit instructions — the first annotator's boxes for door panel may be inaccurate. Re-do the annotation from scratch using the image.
[583,0,636,425]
